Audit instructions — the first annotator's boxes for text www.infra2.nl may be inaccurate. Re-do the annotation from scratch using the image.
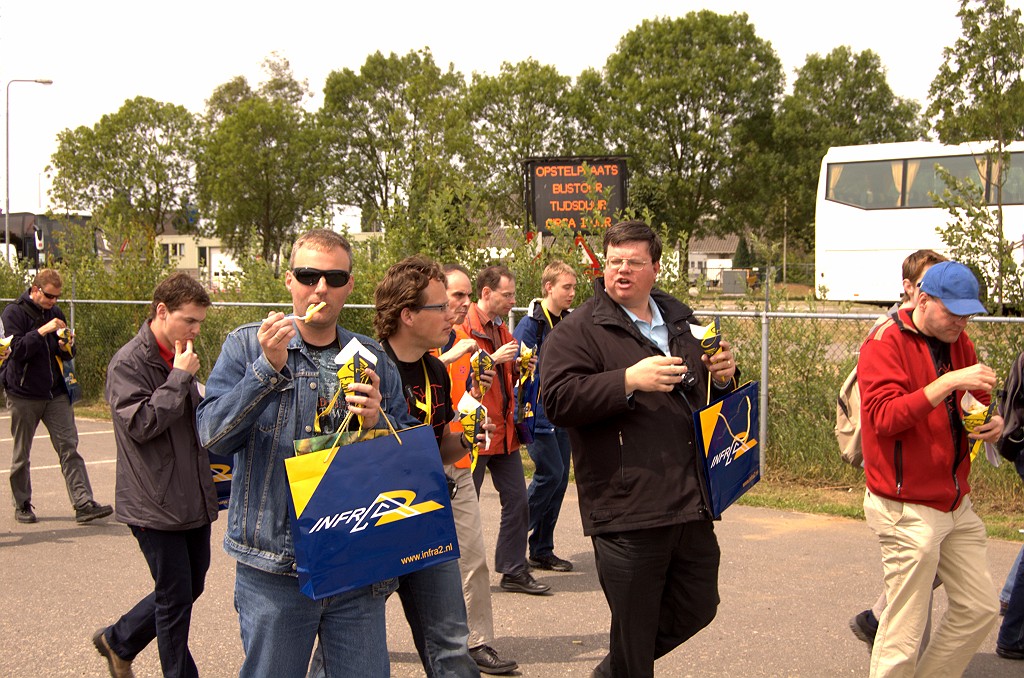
[400,542,454,565]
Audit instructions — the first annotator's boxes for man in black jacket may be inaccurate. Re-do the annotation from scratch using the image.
[92,272,218,678]
[542,220,738,678]
[1,269,111,524]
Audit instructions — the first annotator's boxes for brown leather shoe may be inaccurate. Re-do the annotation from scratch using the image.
[92,628,134,678]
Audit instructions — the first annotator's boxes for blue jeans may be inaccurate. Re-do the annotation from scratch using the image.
[107,524,211,678]
[1000,545,1024,650]
[526,429,571,559]
[308,560,477,678]
[397,560,478,677]
[1002,545,1024,605]
[234,562,393,678]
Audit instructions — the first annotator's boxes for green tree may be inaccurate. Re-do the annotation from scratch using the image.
[50,212,173,398]
[464,59,574,230]
[932,165,1020,310]
[196,56,326,268]
[563,68,613,157]
[48,96,198,233]
[603,12,784,258]
[927,0,1024,312]
[774,46,924,251]
[319,49,470,233]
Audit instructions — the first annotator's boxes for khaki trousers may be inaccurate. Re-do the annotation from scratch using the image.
[864,490,998,677]
[447,464,495,649]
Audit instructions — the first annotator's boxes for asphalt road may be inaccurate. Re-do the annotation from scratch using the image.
[1,415,1022,677]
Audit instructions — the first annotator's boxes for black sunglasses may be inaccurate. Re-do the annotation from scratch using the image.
[292,268,351,288]
[37,286,59,300]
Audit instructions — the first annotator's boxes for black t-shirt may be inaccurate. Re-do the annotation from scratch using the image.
[924,333,965,449]
[304,338,349,433]
[383,341,454,447]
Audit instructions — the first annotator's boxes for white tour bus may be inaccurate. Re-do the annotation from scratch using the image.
[815,140,1024,303]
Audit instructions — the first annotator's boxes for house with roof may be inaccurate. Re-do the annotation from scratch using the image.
[687,233,739,285]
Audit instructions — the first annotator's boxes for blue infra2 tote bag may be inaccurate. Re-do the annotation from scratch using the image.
[285,420,460,600]
[693,381,761,519]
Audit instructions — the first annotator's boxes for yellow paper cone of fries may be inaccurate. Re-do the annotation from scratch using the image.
[961,392,995,461]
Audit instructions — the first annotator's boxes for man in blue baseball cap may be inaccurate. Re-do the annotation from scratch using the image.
[857,260,1002,676]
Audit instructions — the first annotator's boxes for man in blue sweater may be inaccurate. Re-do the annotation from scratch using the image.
[513,260,576,572]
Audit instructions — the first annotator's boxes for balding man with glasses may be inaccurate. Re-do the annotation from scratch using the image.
[461,264,550,597]
[858,260,1002,677]
[197,228,414,677]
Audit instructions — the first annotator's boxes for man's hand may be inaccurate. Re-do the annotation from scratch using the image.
[57,328,75,352]
[438,338,477,366]
[969,413,1004,444]
[624,355,686,393]
[703,339,737,386]
[926,363,998,406]
[257,311,296,373]
[470,368,495,399]
[173,339,201,376]
[38,318,66,336]
[491,340,519,365]
[346,367,382,429]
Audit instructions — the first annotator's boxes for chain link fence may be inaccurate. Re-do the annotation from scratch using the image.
[7,298,1024,499]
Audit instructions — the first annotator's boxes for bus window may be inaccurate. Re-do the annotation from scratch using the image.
[826,160,901,209]
[992,152,1024,205]
[905,154,989,207]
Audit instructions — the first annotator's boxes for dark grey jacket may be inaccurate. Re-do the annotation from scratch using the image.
[106,322,218,530]
[542,279,737,536]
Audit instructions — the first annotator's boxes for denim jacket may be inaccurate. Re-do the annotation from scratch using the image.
[196,321,414,575]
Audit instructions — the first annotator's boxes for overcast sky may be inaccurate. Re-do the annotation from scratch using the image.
[0,0,1015,214]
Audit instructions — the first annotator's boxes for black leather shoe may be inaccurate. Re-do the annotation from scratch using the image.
[14,502,36,524]
[76,500,113,524]
[997,644,1024,660]
[528,553,573,572]
[469,644,518,675]
[500,571,551,595]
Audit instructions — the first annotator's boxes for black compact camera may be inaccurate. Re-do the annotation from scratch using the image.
[445,474,458,500]
[675,355,698,393]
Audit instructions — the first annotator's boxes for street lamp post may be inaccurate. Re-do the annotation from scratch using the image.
[5,78,53,265]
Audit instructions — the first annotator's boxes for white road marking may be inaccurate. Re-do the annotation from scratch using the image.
[0,458,116,474]
[0,429,114,443]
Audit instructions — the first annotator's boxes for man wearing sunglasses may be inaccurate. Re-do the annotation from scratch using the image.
[1,269,112,525]
[858,260,1002,676]
[197,229,414,677]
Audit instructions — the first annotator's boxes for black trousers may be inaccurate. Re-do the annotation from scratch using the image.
[107,523,212,678]
[592,521,720,678]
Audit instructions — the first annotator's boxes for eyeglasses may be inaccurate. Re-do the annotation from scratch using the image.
[942,307,976,322]
[292,268,351,288]
[606,258,650,271]
[412,303,449,313]
[37,287,59,300]
[934,299,976,322]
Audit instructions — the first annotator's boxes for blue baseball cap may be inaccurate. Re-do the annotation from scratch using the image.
[919,261,987,316]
